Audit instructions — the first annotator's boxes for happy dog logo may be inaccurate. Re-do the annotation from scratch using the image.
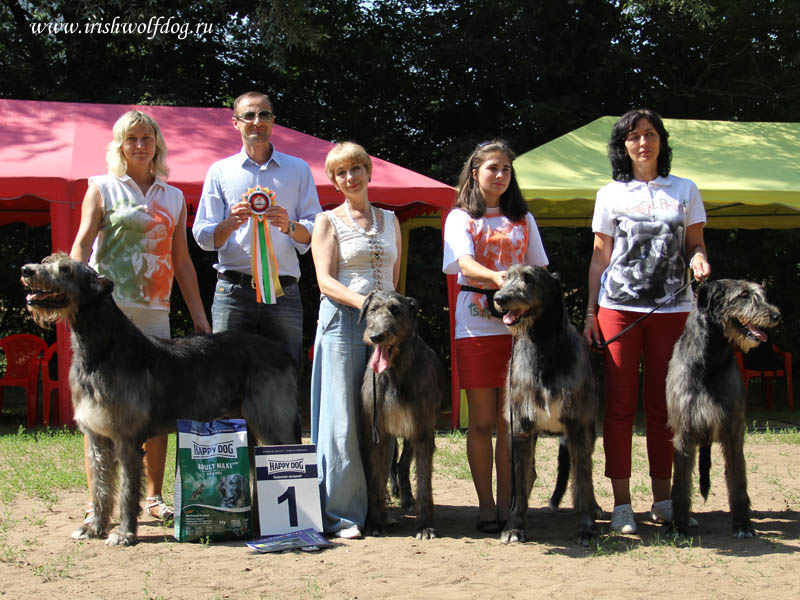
[192,439,236,460]
[267,458,306,475]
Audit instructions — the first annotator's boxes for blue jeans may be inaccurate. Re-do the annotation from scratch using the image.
[211,279,303,369]
[310,297,368,533]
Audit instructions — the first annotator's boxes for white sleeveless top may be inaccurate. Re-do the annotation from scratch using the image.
[325,207,397,295]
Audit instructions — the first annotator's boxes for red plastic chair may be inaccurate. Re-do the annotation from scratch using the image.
[736,344,794,410]
[40,343,60,427]
[0,334,48,427]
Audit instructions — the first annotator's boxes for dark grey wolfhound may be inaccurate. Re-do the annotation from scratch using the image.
[359,290,444,539]
[666,279,780,538]
[20,253,300,546]
[493,265,599,545]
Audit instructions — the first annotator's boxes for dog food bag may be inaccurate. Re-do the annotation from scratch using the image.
[174,419,252,542]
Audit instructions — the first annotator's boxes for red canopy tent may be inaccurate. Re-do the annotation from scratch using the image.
[0,98,456,426]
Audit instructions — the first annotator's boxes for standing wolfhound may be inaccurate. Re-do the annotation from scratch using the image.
[21,253,300,546]
[493,265,599,545]
[666,279,780,538]
[359,290,443,540]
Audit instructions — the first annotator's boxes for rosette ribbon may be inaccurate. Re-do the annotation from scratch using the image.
[244,185,283,304]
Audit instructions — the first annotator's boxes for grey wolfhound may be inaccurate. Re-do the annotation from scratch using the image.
[666,279,780,538]
[359,290,444,540]
[493,265,599,545]
[20,253,300,546]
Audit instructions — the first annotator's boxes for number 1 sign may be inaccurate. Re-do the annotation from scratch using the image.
[254,445,323,536]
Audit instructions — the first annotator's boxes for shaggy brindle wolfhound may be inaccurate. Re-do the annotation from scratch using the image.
[359,290,443,540]
[493,265,599,545]
[21,253,300,546]
[666,279,780,538]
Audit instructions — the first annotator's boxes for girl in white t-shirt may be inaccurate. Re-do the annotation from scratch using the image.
[443,140,548,533]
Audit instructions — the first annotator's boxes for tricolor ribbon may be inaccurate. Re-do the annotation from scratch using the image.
[243,185,283,304]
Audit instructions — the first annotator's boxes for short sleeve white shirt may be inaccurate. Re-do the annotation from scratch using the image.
[443,207,548,338]
[592,174,706,313]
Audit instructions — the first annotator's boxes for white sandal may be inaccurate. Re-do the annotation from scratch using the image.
[83,502,95,525]
[145,495,174,523]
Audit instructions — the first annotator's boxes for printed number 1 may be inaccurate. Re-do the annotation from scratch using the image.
[277,486,298,527]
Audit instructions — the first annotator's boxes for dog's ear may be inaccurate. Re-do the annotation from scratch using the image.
[93,275,115,298]
[359,290,376,323]
[695,282,714,312]
[406,295,419,319]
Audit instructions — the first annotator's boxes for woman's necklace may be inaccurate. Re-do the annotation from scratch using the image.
[345,201,378,236]
[344,201,385,289]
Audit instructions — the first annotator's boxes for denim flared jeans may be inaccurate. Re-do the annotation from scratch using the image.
[310,296,369,533]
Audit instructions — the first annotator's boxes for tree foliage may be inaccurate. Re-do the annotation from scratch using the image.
[1,0,799,399]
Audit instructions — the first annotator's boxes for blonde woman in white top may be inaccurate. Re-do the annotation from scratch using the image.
[310,142,401,539]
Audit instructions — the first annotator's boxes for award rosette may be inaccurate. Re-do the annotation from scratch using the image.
[244,185,283,304]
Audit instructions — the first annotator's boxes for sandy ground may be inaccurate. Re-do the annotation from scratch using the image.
[0,434,798,600]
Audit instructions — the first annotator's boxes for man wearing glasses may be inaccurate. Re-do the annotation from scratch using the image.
[193,91,321,369]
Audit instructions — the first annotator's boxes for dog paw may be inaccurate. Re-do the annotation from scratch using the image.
[500,528,527,544]
[71,524,106,540]
[415,527,437,540]
[733,525,756,539]
[363,523,386,537]
[577,527,599,547]
[105,530,137,546]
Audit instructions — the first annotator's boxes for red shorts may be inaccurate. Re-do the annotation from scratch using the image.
[454,334,512,389]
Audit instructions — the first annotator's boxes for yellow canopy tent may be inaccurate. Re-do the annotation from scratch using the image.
[515,117,800,229]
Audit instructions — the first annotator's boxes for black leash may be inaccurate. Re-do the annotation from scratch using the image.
[508,340,517,516]
[591,279,696,351]
[372,370,379,443]
[460,285,507,319]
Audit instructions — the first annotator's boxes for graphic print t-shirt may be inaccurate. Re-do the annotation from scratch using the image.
[443,207,549,338]
[89,174,184,311]
[592,175,706,313]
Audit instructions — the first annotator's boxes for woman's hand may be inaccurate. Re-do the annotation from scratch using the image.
[690,253,711,282]
[582,309,601,348]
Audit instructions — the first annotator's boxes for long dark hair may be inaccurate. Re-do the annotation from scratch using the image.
[455,139,528,221]
[608,108,672,182]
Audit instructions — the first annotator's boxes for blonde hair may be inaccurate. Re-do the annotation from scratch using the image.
[324,141,372,185]
[105,111,169,179]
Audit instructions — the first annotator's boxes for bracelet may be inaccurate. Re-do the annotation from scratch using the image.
[689,252,705,269]
[585,307,595,316]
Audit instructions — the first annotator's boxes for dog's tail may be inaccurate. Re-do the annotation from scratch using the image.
[698,445,712,500]
[548,436,570,511]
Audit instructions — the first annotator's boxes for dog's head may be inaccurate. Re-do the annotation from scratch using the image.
[493,265,563,336]
[217,473,245,508]
[20,253,114,328]
[695,279,781,353]
[359,290,419,373]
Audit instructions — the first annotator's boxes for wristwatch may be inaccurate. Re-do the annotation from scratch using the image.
[286,221,296,236]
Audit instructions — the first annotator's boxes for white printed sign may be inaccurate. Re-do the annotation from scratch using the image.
[255,444,323,536]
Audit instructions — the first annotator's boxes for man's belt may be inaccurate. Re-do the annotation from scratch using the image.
[218,270,297,289]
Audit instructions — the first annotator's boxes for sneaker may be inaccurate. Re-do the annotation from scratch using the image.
[650,499,673,523]
[610,503,637,534]
[334,525,362,539]
[651,500,699,527]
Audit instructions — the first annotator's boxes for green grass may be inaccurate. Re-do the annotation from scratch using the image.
[0,426,178,507]
[0,417,796,510]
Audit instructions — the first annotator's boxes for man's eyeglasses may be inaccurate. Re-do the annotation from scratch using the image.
[235,110,275,123]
